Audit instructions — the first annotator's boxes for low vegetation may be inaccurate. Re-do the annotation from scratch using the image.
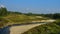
[0,7,60,34]
[23,14,60,34]
[0,7,48,28]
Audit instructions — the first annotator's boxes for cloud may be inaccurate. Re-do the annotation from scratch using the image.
[0,4,5,8]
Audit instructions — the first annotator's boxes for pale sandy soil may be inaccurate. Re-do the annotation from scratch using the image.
[10,20,55,34]
[10,23,42,34]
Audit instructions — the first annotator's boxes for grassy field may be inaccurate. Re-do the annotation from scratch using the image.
[0,13,48,28]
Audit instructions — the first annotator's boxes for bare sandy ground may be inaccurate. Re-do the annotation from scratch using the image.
[10,20,55,34]
[10,23,43,34]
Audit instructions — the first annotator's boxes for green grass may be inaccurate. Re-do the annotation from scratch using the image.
[0,17,9,28]
[23,19,60,34]
[0,14,48,28]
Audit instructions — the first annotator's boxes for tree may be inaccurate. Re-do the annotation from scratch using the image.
[0,7,7,16]
[52,13,60,19]
[26,12,33,16]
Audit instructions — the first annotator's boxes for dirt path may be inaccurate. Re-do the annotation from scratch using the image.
[10,23,46,34]
[10,20,55,34]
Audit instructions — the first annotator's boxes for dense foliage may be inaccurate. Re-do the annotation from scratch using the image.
[42,13,60,19]
[0,7,8,16]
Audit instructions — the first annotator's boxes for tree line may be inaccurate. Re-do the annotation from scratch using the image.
[0,7,60,19]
